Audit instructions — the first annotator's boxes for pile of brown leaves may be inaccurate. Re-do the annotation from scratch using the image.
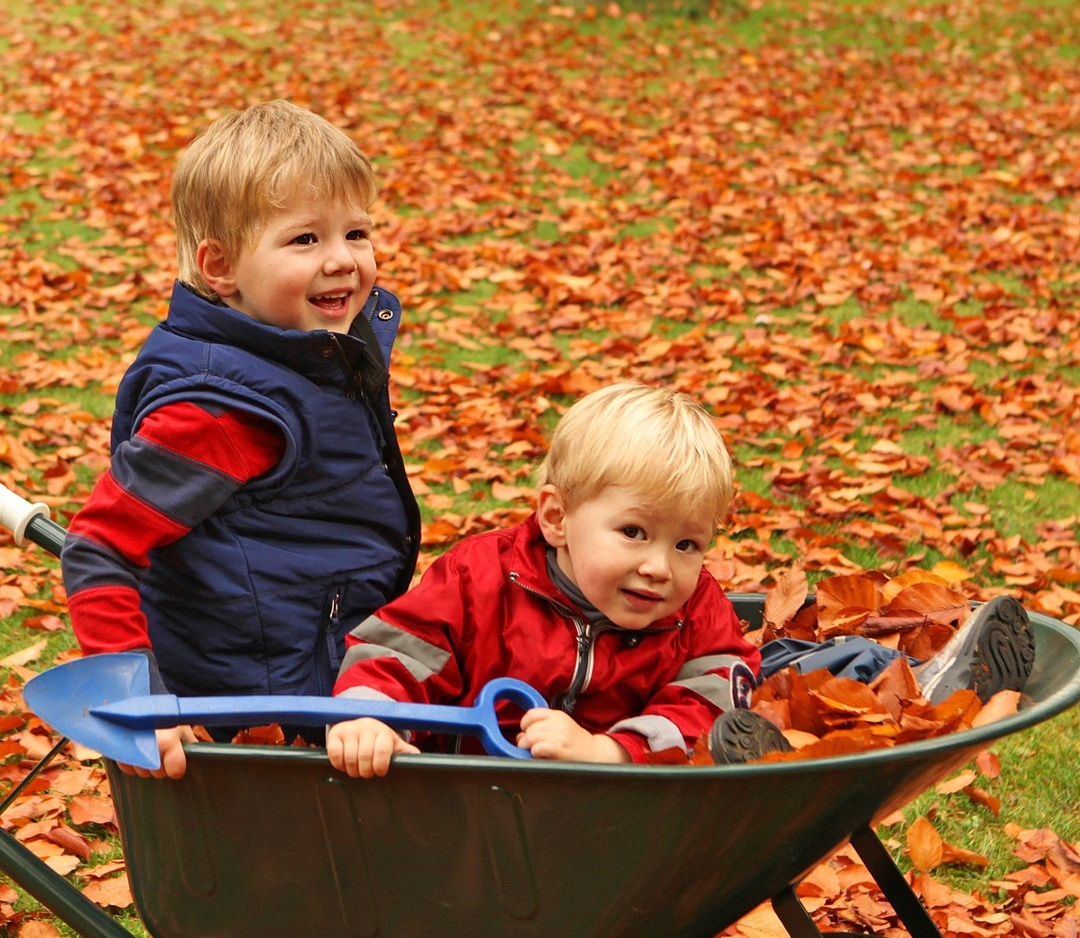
[646,564,1025,768]
[745,564,1023,763]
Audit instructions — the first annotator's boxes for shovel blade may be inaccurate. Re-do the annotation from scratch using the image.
[23,654,161,770]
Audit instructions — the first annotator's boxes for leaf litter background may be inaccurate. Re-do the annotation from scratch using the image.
[0,0,1078,935]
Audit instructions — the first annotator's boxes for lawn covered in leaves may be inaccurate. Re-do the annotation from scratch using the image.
[0,0,1078,935]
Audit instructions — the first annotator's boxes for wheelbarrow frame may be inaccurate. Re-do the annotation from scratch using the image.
[1,489,1079,938]
[99,603,1077,938]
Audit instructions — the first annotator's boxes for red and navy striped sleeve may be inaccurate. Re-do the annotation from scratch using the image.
[61,401,285,657]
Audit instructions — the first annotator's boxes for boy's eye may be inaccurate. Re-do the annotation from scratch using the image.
[346,229,370,241]
[676,539,700,553]
[292,233,317,245]
[622,526,646,540]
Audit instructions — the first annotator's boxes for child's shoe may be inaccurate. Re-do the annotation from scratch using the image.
[709,710,793,764]
[913,596,1035,704]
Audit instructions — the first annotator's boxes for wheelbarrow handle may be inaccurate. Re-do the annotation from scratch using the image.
[0,483,66,557]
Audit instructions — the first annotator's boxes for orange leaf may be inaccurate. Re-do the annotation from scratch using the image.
[81,874,133,910]
[907,816,944,873]
[66,795,115,827]
[963,785,1001,816]
[231,724,285,746]
[971,690,1021,727]
[884,581,968,619]
[935,769,977,794]
[816,573,883,622]
[881,569,950,604]
[940,840,989,867]
[22,615,66,633]
[975,750,1002,779]
[644,746,690,765]
[867,657,920,719]
[45,824,92,861]
[763,565,808,629]
[18,922,62,937]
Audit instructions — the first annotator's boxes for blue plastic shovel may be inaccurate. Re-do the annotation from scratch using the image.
[23,653,547,770]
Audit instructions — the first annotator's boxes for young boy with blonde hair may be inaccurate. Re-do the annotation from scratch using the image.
[326,380,1036,776]
[61,100,420,779]
[327,382,761,778]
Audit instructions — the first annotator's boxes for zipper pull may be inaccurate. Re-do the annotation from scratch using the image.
[326,589,343,671]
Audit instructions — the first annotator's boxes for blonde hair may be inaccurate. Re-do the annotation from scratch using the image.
[538,383,735,526]
[171,99,378,300]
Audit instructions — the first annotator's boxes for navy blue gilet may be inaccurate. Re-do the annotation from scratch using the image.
[111,282,420,698]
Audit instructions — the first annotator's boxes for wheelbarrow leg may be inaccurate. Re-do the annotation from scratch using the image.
[771,825,943,938]
[0,828,136,938]
[849,824,942,938]
[0,739,136,937]
[771,886,830,937]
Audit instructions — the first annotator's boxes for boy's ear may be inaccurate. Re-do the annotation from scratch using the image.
[536,484,568,547]
[196,239,238,297]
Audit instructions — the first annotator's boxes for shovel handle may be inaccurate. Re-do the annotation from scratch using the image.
[95,677,549,760]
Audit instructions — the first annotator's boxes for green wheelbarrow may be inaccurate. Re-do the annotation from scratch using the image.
[2,486,1079,938]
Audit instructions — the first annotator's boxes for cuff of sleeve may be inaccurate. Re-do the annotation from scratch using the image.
[606,731,649,764]
[127,647,169,695]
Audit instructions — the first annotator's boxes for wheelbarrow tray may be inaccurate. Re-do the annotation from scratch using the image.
[106,598,1080,938]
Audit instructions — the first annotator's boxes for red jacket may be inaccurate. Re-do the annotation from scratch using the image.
[333,514,761,763]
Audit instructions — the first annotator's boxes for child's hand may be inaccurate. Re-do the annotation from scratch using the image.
[517,709,630,764]
[326,717,420,778]
[117,726,197,780]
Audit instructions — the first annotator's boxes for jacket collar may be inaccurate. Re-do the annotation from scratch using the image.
[166,281,379,387]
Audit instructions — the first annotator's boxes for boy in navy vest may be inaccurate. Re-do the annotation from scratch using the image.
[61,100,421,779]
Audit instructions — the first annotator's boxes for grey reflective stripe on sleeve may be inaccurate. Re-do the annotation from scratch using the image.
[673,654,753,712]
[339,615,452,684]
[607,714,685,753]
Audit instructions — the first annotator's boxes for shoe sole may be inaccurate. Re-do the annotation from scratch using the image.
[925,596,1036,704]
[709,710,793,764]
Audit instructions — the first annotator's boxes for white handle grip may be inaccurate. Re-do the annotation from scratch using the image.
[0,484,51,546]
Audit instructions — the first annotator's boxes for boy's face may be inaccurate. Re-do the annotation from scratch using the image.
[537,484,713,631]
[200,193,377,334]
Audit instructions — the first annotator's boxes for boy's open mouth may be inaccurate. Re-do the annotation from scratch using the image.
[310,291,350,311]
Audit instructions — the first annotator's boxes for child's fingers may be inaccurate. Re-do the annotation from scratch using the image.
[157,729,190,780]
[325,724,350,774]
[367,730,397,777]
[518,707,555,731]
[117,726,193,779]
[516,709,565,755]
[326,719,370,778]
[327,719,418,778]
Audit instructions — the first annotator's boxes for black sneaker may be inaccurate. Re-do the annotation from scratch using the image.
[709,710,793,764]
[913,596,1035,705]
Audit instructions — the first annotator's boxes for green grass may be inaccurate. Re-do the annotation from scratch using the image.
[890,705,1080,893]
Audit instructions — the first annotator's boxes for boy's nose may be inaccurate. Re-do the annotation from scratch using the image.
[323,241,356,274]
[639,549,672,580]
